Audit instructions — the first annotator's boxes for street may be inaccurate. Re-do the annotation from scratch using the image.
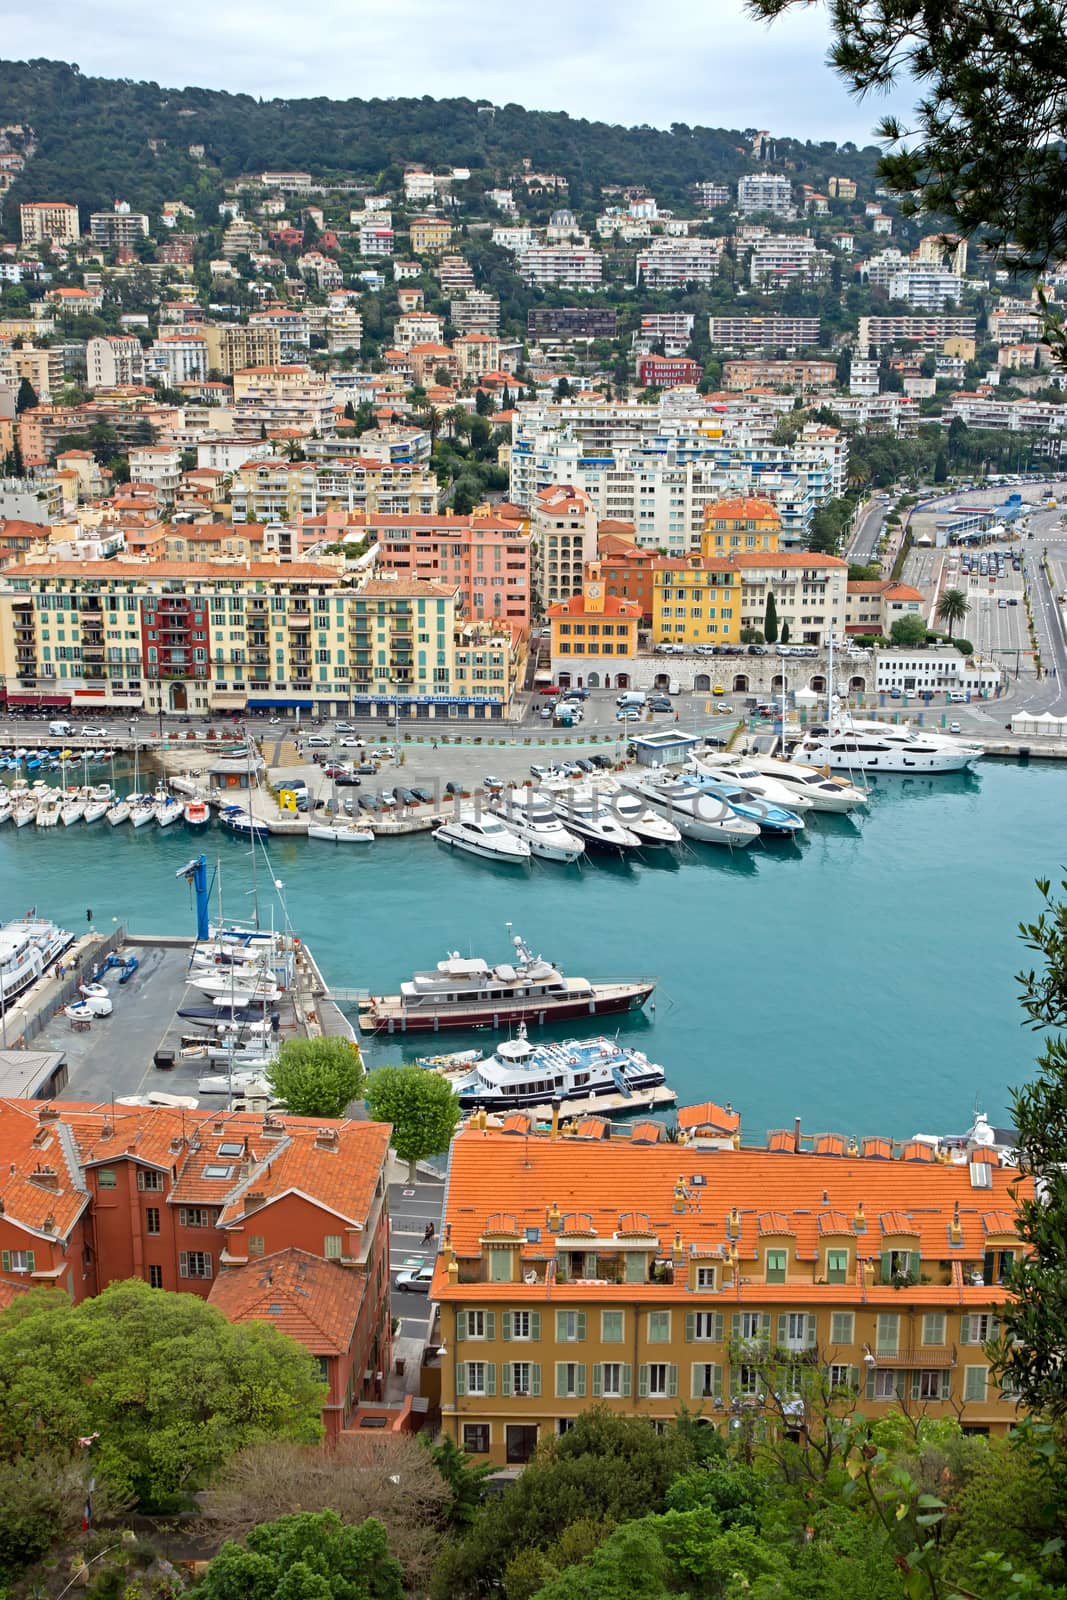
[388,1175,445,1346]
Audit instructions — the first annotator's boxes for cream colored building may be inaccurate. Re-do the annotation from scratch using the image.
[531,484,598,611]
[231,366,335,436]
[736,552,848,646]
[20,202,80,246]
[87,335,146,390]
[454,333,502,380]
[0,345,64,402]
[202,323,283,377]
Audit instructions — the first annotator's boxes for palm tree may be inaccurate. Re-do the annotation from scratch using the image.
[936,587,971,639]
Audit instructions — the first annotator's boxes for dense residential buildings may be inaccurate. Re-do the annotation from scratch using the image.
[363,508,532,623]
[722,358,837,394]
[230,457,441,522]
[89,201,150,248]
[202,322,284,375]
[409,216,453,253]
[531,484,598,610]
[636,355,703,388]
[527,308,617,340]
[433,1126,1025,1467]
[857,315,977,353]
[636,238,723,288]
[749,235,828,290]
[516,245,603,290]
[86,334,147,389]
[708,316,821,353]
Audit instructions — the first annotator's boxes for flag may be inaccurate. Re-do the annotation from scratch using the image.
[82,1491,92,1531]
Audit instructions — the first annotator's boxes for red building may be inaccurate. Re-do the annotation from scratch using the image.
[140,592,210,692]
[0,1102,393,1435]
[636,355,703,389]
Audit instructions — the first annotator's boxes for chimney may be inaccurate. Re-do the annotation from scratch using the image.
[672,1177,687,1214]
[853,1201,866,1232]
[793,1116,802,1153]
[245,1189,266,1211]
[31,1165,59,1190]
[37,1106,60,1124]
[546,1201,562,1233]
[314,1128,339,1151]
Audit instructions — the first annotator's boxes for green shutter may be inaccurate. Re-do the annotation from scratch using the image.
[983,1250,994,1284]
[621,1364,632,1397]
[668,1364,678,1398]
[25,1251,33,1273]
[0,1251,9,1273]
[530,1311,541,1341]
[501,1363,512,1396]
[638,1364,649,1398]
[486,1363,496,1397]
[960,1314,972,1344]
[456,1364,466,1397]
[805,1314,818,1347]
[712,1363,723,1398]
[685,1311,695,1343]
[989,1316,999,1340]
[760,1313,771,1339]
[485,1312,496,1341]
[864,1368,876,1400]
[690,1362,703,1398]
[501,1311,511,1340]
[555,1311,566,1341]
[777,1313,787,1344]
[731,1312,741,1339]
[847,1366,859,1392]
[713,1312,724,1341]
[880,1250,893,1285]
[592,1364,603,1397]
[531,1364,541,1397]
[576,1312,586,1341]
[577,1363,586,1398]
[555,1362,567,1397]
[585,1252,597,1278]
[456,1314,466,1343]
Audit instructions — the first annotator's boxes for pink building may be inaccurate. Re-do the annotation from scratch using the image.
[367,508,532,624]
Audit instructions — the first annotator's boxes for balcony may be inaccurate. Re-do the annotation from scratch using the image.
[873,1346,957,1370]
[287,610,311,626]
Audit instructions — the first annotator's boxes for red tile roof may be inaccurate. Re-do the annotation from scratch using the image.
[677,1101,741,1134]
[547,593,640,619]
[208,1247,365,1354]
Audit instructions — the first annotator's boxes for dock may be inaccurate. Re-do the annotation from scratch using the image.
[471,1084,677,1121]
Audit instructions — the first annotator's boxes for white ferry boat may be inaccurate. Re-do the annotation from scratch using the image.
[0,917,74,1004]
[449,1024,668,1112]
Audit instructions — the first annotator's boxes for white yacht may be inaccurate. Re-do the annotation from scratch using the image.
[433,809,532,865]
[106,799,131,826]
[793,716,984,774]
[129,793,156,827]
[60,796,85,826]
[619,771,760,848]
[307,817,375,844]
[709,753,868,814]
[690,755,816,813]
[12,796,36,827]
[487,787,585,863]
[35,792,61,828]
[593,779,684,846]
[450,1024,669,1113]
[190,967,282,1004]
[543,783,641,852]
[0,917,74,1002]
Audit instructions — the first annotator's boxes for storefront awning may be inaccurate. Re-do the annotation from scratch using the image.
[7,692,72,707]
[247,698,314,709]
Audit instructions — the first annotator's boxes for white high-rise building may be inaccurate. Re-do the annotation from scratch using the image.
[737,174,795,218]
[87,335,146,389]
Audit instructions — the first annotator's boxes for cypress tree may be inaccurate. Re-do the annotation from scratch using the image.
[763,593,778,644]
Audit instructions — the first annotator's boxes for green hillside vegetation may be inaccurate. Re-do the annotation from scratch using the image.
[0,58,880,229]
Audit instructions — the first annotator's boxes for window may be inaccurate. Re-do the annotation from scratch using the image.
[594,1361,631,1398]
[733,1364,760,1398]
[913,1370,951,1402]
[641,1362,676,1398]
[0,1249,35,1273]
[503,1361,540,1397]
[488,1247,513,1283]
[825,1248,849,1284]
[830,1311,854,1345]
[97,1168,117,1189]
[765,1249,787,1284]
[217,1142,245,1157]
[556,1417,576,1435]
[922,1312,946,1347]
[779,1312,817,1349]
[601,1310,624,1343]
[686,1311,724,1342]
[136,1170,163,1191]
[556,1310,586,1342]
[248,1236,265,1256]
[828,1363,857,1391]
[695,1266,717,1291]
[460,1310,496,1341]
[145,1207,160,1236]
[179,1208,211,1228]
[148,1265,163,1288]
[734,1311,771,1348]
[503,1309,540,1341]
[462,1423,490,1454]
[323,1234,343,1260]
[984,1249,1015,1286]
[961,1314,998,1344]
[870,1369,900,1401]
[554,1361,586,1398]
[202,1164,233,1181]
[647,1310,671,1343]
[691,1361,723,1400]
[875,1313,899,1356]
[963,1366,987,1403]
[179,1251,213,1280]
[457,1362,494,1397]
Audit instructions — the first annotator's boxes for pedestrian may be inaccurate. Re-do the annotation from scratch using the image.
[422,1221,435,1243]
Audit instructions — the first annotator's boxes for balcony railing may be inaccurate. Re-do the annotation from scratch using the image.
[873,1346,957,1370]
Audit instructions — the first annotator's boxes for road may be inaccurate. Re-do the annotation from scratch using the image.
[389,1174,445,1347]
[848,499,886,563]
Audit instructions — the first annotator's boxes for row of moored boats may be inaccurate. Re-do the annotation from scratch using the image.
[0,778,209,829]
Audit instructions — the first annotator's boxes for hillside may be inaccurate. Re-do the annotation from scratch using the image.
[0,58,880,225]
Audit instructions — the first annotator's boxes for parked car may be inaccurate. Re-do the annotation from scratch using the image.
[590,753,613,768]
[377,790,398,808]
[539,706,555,720]
[747,644,767,656]
[483,775,505,791]
[949,721,962,734]
[716,704,735,715]
[410,786,434,803]
[358,794,381,811]
[395,1266,434,1293]
[562,687,590,700]
[397,787,418,805]
[537,684,561,695]
[338,737,365,748]
[712,685,725,696]
[647,697,673,712]
[573,758,594,773]
[616,708,643,721]
[334,721,356,732]
[530,764,550,779]
[305,734,331,748]
[335,774,361,787]
[355,763,377,775]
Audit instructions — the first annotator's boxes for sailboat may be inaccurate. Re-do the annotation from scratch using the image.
[307,766,374,844]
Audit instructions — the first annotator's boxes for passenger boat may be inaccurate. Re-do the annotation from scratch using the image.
[618,772,760,847]
[358,927,655,1035]
[449,1024,669,1112]
[486,786,584,863]
[792,716,984,774]
[433,809,532,865]
[0,917,74,1003]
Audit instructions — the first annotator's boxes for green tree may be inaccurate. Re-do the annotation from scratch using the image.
[935,587,971,640]
[780,620,791,644]
[423,1433,495,1530]
[0,1281,324,1506]
[889,614,928,646]
[763,592,779,644]
[14,376,37,413]
[0,1452,130,1582]
[364,1065,459,1180]
[933,450,949,484]
[198,1510,404,1600]
[266,1037,363,1119]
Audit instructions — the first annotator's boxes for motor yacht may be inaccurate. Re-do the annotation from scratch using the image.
[618,772,760,847]
[688,772,805,836]
[543,783,641,852]
[218,806,268,839]
[708,753,868,814]
[487,786,585,863]
[358,926,655,1035]
[35,792,61,828]
[793,716,984,774]
[433,809,532,865]
[0,917,74,1003]
[690,755,815,813]
[590,779,682,846]
[449,1023,669,1113]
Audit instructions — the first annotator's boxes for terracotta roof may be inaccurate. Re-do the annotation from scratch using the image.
[676,1101,741,1134]
[0,1278,31,1311]
[733,552,847,570]
[883,584,924,601]
[208,1248,365,1355]
[0,1103,89,1240]
[704,496,781,521]
[1,560,339,581]
[547,593,640,618]
[358,578,459,600]
[214,1120,391,1228]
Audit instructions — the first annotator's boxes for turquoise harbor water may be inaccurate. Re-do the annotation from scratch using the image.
[0,761,1061,1139]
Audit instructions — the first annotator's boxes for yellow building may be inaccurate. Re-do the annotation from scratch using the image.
[547,585,641,688]
[652,557,741,646]
[700,495,781,558]
[430,1124,1027,1467]
[409,217,453,255]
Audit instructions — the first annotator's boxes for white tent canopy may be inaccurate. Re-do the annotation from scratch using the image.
[1011,711,1067,738]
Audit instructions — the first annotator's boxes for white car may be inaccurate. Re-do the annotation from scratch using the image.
[338,737,365,748]
[395,1266,434,1292]
[715,704,735,716]
[305,735,331,748]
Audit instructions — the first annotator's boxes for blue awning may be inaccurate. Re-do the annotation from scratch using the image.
[247,698,315,709]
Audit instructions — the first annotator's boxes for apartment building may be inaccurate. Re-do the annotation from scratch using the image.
[89,201,150,248]
[632,314,695,358]
[593,530,657,622]
[201,322,282,376]
[692,182,731,209]
[359,222,394,257]
[0,1100,392,1438]
[528,308,617,340]
[700,496,781,556]
[723,359,837,395]
[516,246,603,291]
[0,344,65,402]
[248,307,311,363]
[19,201,80,245]
[231,365,335,436]
[845,580,926,637]
[146,334,209,387]
[454,333,502,380]
[451,292,501,335]
[371,508,531,623]
[653,556,742,644]
[409,217,453,254]
[87,335,147,389]
[708,316,821,353]
[547,586,641,683]
[735,551,847,645]
[433,1124,1025,1467]
[326,305,363,353]
[857,316,977,354]
[394,311,445,349]
[749,235,827,290]
[231,458,441,523]
[988,307,1046,345]
[637,355,703,389]
[437,256,476,294]
[888,270,963,310]
[636,238,722,288]
[737,173,795,217]
[531,485,598,611]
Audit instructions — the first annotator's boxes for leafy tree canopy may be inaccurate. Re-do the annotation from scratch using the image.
[889,613,929,646]
[364,1064,460,1179]
[197,1510,404,1600]
[266,1036,364,1118]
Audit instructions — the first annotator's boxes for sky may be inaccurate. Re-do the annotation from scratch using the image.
[4,0,908,145]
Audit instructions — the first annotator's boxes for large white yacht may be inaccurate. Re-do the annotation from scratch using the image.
[593,779,683,846]
[618,772,760,847]
[543,783,641,851]
[706,754,869,814]
[793,716,984,774]
[0,917,74,1003]
[487,787,585,863]
[690,754,816,813]
[449,1024,669,1113]
[433,808,532,865]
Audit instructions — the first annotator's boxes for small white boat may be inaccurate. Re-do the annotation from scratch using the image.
[13,800,36,827]
[129,795,156,827]
[307,818,375,843]
[433,809,532,865]
[106,800,131,825]
[35,793,61,828]
[154,786,182,827]
[75,988,113,1017]
[184,799,211,829]
[60,799,85,825]
[191,969,282,1004]
[65,1000,95,1023]
[116,1091,199,1109]
[0,796,11,825]
[83,799,108,824]
[417,1047,484,1072]
[197,1068,274,1096]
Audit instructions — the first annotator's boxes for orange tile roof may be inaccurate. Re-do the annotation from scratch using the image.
[0,1278,31,1311]
[2,560,339,581]
[207,1247,365,1354]
[358,578,459,600]
[547,593,640,619]
[883,584,925,601]
[704,496,780,521]
[676,1101,741,1134]
[0,1103,89,1239]
[734,552,847,570]
[214,1120,391,1228]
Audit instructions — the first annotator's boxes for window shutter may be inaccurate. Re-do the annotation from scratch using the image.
[864,1368,876,1400]
[880,1250,892,1284]
[729,1367,740,1398]
[638,1364,649,1398]
[910,1374,921,1402]
[690,1362,703,1398]
[0,1250,9,1272]
[576,1312,586,1341]
[203,1255,212,1280]
[530,1311,541,1341]
[989,1316,999,1340]
[585,1252,597,1278]
[456,1364,466,1397]
[577,1363,586,1398]
[592,1364,603,1397]
[531,1363,541,1397]
[555,1311,566,1341]
[502,1363,512,1396]
[486,1363,496,1397]
[983,1250,994,1284]
[760,1313,771,1340]
[668,1364,678,1398]
[501,1312,511,1340]
[685,1311,695,1343]
[456,1315,467,1343]
[713,1312,724,1342]
[847,1366,859,1391]
[555,1363,567,1398]
[621,1364,632,1397]
[731,1312,741,1339]
[25,1251,34,1272]
[805,1314,817,1347]
[712,1363,723,1399]
[960,1314,971,1344]
[179,1252,188,1278]
[485,1312,496,1341]
[777,1313,787,1344]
